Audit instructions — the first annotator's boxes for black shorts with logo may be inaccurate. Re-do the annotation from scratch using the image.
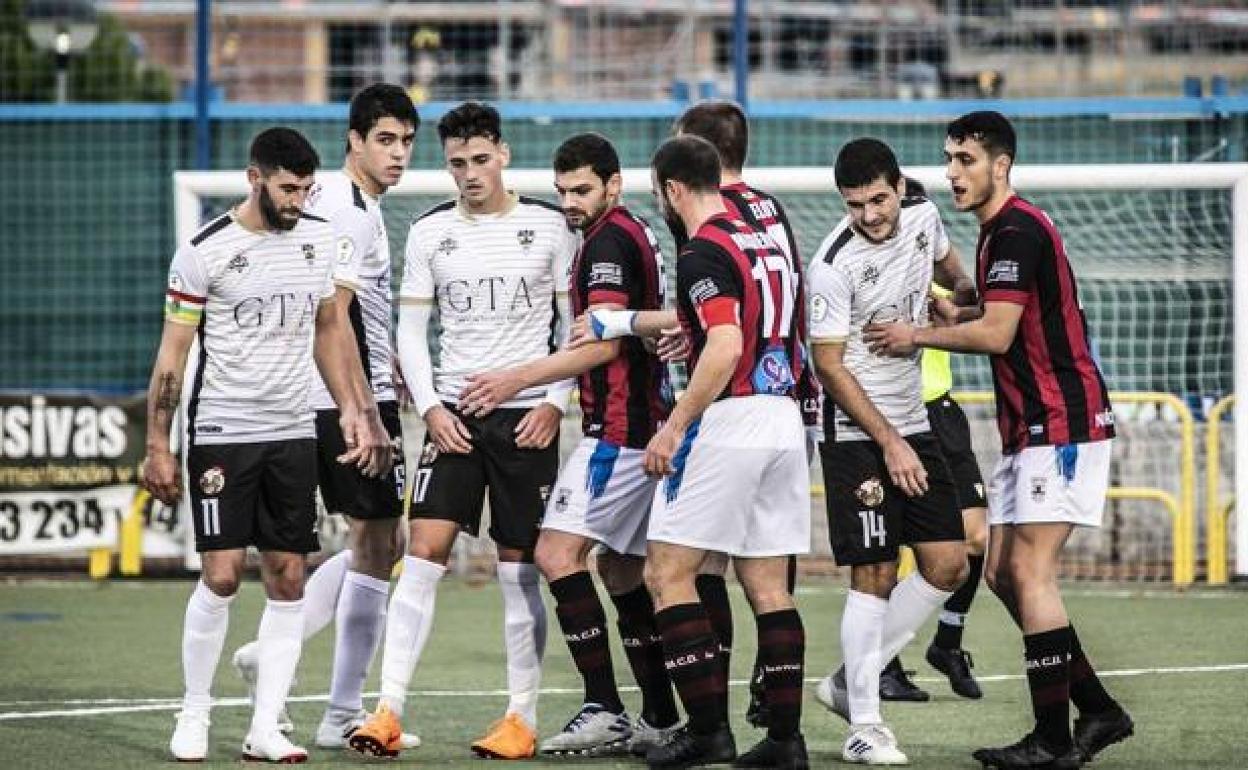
[410,403,559,549]
[925,392,988,510]
[821,432,963,566]
[315,400,405,520]
[187,438,320,554]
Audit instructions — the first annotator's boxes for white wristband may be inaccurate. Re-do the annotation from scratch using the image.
[588,309,637,340]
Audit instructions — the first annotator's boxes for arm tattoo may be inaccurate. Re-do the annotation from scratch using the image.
[154,372,180,421]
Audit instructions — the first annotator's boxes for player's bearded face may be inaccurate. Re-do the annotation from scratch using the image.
[841,177,902,243]
[258,179,303,231]
[556,167,614,231]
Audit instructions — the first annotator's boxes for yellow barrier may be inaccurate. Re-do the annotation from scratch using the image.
[1205,395,1235,585]
[119,490,148,576]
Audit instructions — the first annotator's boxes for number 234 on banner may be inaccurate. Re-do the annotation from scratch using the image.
[0,485,130,554]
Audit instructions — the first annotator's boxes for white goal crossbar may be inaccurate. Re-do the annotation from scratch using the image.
[174,163,1248,578]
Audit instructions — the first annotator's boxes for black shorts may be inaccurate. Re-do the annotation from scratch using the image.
[187,438,320,554]
[315,401,405,520]
[925,393,988,510]
[821,432,964,566]
[410,404,559,549]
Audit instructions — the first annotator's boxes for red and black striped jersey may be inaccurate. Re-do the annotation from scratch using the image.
[977,195,1115,453]
[718,183,820,425]
[676,213,804,402]
[571,206,671,448]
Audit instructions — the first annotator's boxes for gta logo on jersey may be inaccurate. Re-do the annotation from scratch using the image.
[227,254,249,273]
[232,292,321,329]
[517,229,535,248]
[199,466,225,495]
[440,276,537,313]
[855,477,884,507]
[751,345,796,396]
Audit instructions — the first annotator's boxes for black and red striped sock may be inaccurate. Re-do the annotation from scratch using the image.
[655,602,727,734]
[1024,627,1073,750]
[1068,625,1119,715]
[549,571,623,713]
[756,609,805,740]
[695,574,733,685]
[610,585,679,727]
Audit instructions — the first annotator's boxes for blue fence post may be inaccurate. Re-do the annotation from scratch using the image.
[733,0,748,112]
[194,0,211,170]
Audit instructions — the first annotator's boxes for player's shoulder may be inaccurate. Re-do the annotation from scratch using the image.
[308,175,376,223]
[813,219,857,267]
[295,212,333,236]
[188,213,234,249]
[411,200,457,229]
[516,195,573,231]
[993,199,1052,245]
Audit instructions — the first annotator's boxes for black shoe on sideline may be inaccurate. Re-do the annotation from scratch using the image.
[1074,707,1134,762]
[972,732,1082,769]
[733,733,808,769]
[647,723,736,769]
[879,658,930,702]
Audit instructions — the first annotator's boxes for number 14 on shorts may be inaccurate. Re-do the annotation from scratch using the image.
[859,510,886,548]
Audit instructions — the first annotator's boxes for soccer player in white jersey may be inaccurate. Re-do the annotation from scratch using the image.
[141,127,392,763]
[459,133,681,758]
[349,102,578,761]
[229,84,422,751]
[805,138,969,765]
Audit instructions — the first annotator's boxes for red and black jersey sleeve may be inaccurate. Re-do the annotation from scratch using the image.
[573,226,636,313]
[981,225,1044,306]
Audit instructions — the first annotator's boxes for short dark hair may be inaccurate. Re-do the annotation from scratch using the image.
[834,137,902,190]
[673,100,748,173]
[553,132,620,185]
[249,127,319,177]
[947,110,1017,161]
[651,135,721,194]
[347,83,420,152]
[437,101,502,145]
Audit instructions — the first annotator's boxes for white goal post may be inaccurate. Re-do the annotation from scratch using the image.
[174,163,1248,580]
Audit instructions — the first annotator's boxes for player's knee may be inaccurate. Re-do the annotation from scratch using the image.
[534,538,581,581]
[924,555,969,593]
[965,524,989,556]
[407,536,452,565]
[200,570,240,598]
[643,559,684,605]
[849,563,897,598]
[352,539,396,580]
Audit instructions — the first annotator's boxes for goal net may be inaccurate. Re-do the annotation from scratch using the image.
[175,163,1248,584]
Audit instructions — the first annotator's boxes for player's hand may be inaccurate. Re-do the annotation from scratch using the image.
[459,369,523,418]
[140,449,182,506]
[882,435,928,497]
[392,356,412,408]
[339,408,394,477]
[655,327,691,362]
[929,295,960,327]
[864,321,918,357]
[643,423,684,477]
[567,313,596,349]
[424,405,473,454]
[514,403,561,449]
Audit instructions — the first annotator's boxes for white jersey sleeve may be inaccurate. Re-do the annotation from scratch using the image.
[400,218,436,301]
[807,230,854,343]
[165,243,210,326]
[330,204,375,292]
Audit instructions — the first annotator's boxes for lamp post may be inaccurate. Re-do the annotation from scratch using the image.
[25,0,100,103]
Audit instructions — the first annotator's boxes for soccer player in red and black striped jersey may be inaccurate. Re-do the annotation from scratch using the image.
[588,135,810,769]
[672,100,821,732]
[866,111,1132,769]
[459,133,680,757]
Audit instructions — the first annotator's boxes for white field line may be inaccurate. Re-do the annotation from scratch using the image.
[2,662,1246,721]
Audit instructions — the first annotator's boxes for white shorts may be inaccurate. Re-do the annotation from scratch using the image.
[987,439,1113,527]
[542,438,656,557]
[647,395,811,558]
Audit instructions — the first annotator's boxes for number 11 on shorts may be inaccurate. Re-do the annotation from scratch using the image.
[858,510,885,548]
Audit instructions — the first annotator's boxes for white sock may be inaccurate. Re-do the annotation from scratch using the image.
[497,561,546,728]
[327,571,390,715]
[181,580,235,713]
[378,556,446,715]
[303,549,352,640]
[842,590,888,726]
[250,599,305,734]
[879,573,954,664]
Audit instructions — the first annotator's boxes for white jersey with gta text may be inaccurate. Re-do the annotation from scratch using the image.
[305,173,396,410]
[807,194,950,443]
[164,211,335,444]
[400,193,578,408]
